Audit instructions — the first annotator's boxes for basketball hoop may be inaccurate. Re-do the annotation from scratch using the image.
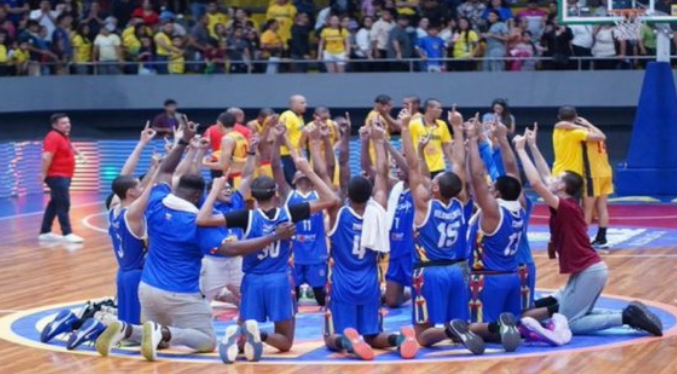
[609,9,646,40]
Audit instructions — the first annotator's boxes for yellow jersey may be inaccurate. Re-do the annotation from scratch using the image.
[320,28,349,54]
[552,127,589,176]
[279,110,304,156]
[207,12,228,38]
[122,27,141,53]
[71,34,92,63]
[363,110,392,163]
[266,3,297,44]
[154,32,172,56]
[168,52,185,74]
[585,141,612,178]
[409,118,453,173]
[453,30,479,58]
[212,130,249,174]
[0,45,7,64]
[13,49,29,65]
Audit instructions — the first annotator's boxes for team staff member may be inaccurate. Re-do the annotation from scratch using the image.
[408,99,454,178]
[39,113,84,244]
[279,94,307,185]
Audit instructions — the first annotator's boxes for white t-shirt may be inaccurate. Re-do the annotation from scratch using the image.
[29,10,60,39]
[571,25,594,48]
[591,27,616,57]
[355,28,371,57]
[94,33,121,61]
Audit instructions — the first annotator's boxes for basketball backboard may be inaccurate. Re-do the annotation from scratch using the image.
[559,0,677,24]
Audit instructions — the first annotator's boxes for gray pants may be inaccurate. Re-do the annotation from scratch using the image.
[554,261,623,334]
[136,282,217,352]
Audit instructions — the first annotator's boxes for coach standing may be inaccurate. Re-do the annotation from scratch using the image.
[39,113,84,244]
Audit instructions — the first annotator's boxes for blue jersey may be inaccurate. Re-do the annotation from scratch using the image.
[287,190,328,265]
[515,196,534,265]
[142,184,216,293]
[414,199,467,264]
[207,192,246,259]
[329,206,379,304]
[243,208,293,275]
[390,189,414,260]
[468,200,525,272]
[108,208,146,271]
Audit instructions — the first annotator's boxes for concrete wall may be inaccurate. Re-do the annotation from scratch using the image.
[0,70,668,113]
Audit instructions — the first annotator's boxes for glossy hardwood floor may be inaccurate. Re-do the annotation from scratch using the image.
[1,199,677,374]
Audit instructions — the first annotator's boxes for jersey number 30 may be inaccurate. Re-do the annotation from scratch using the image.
[258,242,280,260]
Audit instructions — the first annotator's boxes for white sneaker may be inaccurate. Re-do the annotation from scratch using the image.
[95,321,127,357]
[141,321,163,362]
[63,234,84,243]
[38,233,62,241]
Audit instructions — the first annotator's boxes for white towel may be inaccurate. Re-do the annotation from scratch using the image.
[360,199,390,254]
[386,181,404,231]
[162,194,199,214]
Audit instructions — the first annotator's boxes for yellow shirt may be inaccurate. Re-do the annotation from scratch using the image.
[71,34,92,63]
[168,52,185,74]
[453,30,479,58]
[321,28,349,55]
[266,3,297,44]
[0,45,7,64]
[13,49,29,65]
[154,32,172,56]
[122,27,141,53]
[213,131,249,174]
[585,141,612,178]
[397,0,420,15]
[279,110,304,156]
[409,118,453,173]
[260,29,282,58]
[552,128,589,176]
[363,110,392,163]
[207,12,228,38]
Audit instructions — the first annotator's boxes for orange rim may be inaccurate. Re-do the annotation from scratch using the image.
[609,9,646,18]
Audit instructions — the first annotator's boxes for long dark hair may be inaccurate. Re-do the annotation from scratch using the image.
[492,98,512,124]
[458,17,472,47]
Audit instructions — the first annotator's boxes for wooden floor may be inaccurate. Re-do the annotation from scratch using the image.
[2,199,677,374]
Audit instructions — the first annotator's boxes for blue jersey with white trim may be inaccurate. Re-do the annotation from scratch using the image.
[389,190,414,260]
[207,192,246,259]
[414,199,467,264]
[108,208,146,271]
[329,206,379,304]
[243,208,293,275]
[287,190,328,265]
[468,201,525,272]
[515,196,534,265]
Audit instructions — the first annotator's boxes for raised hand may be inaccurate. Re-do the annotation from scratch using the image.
[189,136,201,149]
[184,121,199,140]
[274,222,297,240]
[448,104,464,128]
[345,112,352,128]
[295,156,312,174]
[198,137,210,150]
[371,124,386,141]
[513,134,527,150]
[359,126,371,141]
[173,123,185,143]
[319,123,330,139]
[250,134,261,150]
[493,121,509,139]
[273,122,287,138]
[418,132,432,151]
[526,122,538,147]
[464,116,481,139]
[399,108,412,128]
[212,176,227,192]
[338,117,350,137]
[141,121,157,143]
[151,151,162,167]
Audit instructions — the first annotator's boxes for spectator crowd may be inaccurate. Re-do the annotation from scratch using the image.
[0,0,672,76]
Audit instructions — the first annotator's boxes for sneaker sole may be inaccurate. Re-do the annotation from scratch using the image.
[95,321,123,357]
[520,317,565,346]
[398,327,418,359]
[141,322,158,362]
[243,321,263,362]
[499,313,521,353]
[449,320,485,355]
[550,314,573,345]
[219,327,241,364]
[343,328,374,361]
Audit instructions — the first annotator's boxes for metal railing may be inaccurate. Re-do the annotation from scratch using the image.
[3,55,675,77]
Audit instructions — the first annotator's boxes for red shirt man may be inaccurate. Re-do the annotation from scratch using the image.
[43,127,75,177]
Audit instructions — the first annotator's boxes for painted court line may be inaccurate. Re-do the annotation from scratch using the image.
[531,214,677,220]
[534,253,677,259]
[81,212,108,234]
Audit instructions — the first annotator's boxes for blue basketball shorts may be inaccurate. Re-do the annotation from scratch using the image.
[412,263,469,325]
[325,295,383,337]
[117,268,142,325]
[386,255,413,287]
[469,272,521,323]
[240,272,296,323]
[293,263,328,288]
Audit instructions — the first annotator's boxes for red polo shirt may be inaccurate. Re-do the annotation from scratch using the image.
[204,123,252,152]
[549,197,602,274]
[43,130,75,178]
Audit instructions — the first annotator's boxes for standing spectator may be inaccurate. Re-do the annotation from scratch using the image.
[483,99,516,133]
[154,22,178,74]
[516,0,547,42]
[186,14,211,73]
[21,20,58,75]
[30,0,59,40]
[136,34,156,74]
[362,0,377,16]
[71,23,92,75]
[13,39,31,75]
[638,23,656,68]
[451,17,479,71]
[541,14,573,70]
[205,1,226,39]
[111,0,136,28]
[132,0,160,27]
[354,15,374,71]
[416,17,429,39]
[122,23,144,73]
[294,0,316,23]
[387,14,412,71]
[266,0,297,48]
[168,35,185,74]
[457,0,486,31]
[371,8,395,70]
[226,26,251,73]
[1,7,16,39]
[4,0,29,26]
[290,12,311,72]
[422,0,448,24]
[152,99,182,136]
[318,14,350,73]
[416,24,445,72]
[481,10,508,72]
[0,30,8,76]
[570,24,593,70]
[81,1,105,40]
[59,0,79,20]
[227,8,260,30]
[482,0,514,26]
[260,19,284,74]
[93,24,122,74]
[51,14,73,75]
[39,113,84,244]
[509,30,540,71]
[591,25,618,70]
[438,17,456,45]
[190,0,210,22]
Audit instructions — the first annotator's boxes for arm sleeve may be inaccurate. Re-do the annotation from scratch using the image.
[197,227,228,256]
[223,209,250,229]
[288,202,311,223]
[43,133,57,153]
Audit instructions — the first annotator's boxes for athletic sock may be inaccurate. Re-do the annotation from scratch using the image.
[387,334,398,347]
[334,336,346,350]
[534,296,558,308]
[161,326,171,342]
[597,227,608,242]
[444,327,455,340]
[313,287,327,306]
[123,323,133,339]
[260,331,268,342]
[488,322,499,334]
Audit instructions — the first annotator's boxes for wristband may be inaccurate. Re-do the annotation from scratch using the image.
[247,151,256,156]
[178,138,190,146]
